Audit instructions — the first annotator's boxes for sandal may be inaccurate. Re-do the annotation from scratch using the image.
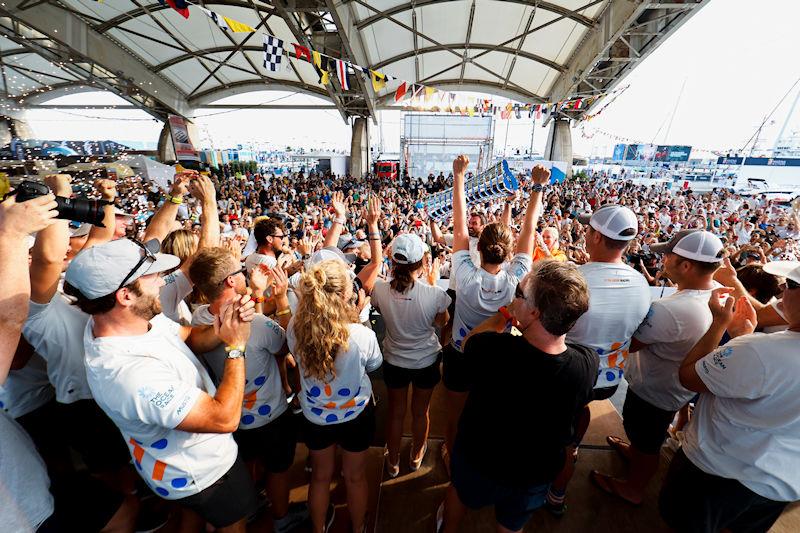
[606,436,631,461]
[410,442,428,472]
[589,470,642,506]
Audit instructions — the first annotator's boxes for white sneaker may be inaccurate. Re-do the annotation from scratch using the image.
[384,448,400,478]
[410,442,428,472]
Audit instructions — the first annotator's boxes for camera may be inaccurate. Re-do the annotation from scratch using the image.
[15,180,110,227]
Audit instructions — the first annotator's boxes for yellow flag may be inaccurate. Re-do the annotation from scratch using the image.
[312,51,330,85]
[370,70,386,91]
[424,86,436,102]
[222,16,255,33]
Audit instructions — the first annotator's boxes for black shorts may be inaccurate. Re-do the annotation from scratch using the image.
[622,389,675,455]
[450,443,548,531]
[16,398,72,470]
[592,384,619,402]
[446,288,457,318]
[660,448,788,533]
[56,399,130,473]
[301,401,375,453]
[383,356,441,390]
[234,409,297,473]
[176,455,257,529]
[51,472,125,532]
[442,343,472,393]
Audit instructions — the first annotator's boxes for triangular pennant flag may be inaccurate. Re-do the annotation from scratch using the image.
[370,70,386,91]
[223,15,255,33]
[311,51,330,84]
[514,104,521,119]
[159,0,189,19]
[336,59,350,91]
[293,44,311,62]
[394,82,407,102]
[424,86,436,102]
[535,104,542,120]
[573,98,582,109]
[199,7,227,28]
[468,106,475,117]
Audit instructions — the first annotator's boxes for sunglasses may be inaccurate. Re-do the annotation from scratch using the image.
[219,266,248,284]
[270,233,286,239]
[118,239,157,291]
[514,283,525,300]
[785,278,800,291]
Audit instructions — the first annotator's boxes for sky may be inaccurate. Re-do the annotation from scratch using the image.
[23,0,800,158]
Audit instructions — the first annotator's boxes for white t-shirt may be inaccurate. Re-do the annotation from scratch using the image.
[23,293,93,403]
[160,270,193,326]
[625,284,721,411]
[0,353,54,419]
[286,320,382,425]
[567,262,651,388]
[684,330,800,501]
[0,412,53,531]
[83,314,238,500]
[191,307,288,430]
[450,250,532,352]
[370,279,451,369]
[244,252,277,274]
[445,235,479,290]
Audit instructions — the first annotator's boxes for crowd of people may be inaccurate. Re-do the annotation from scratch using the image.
[0,154,798,533]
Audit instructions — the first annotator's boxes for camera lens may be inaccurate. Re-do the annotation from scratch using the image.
[54,196,109,227]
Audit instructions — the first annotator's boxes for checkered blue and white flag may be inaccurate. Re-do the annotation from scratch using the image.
[263,34,284,72]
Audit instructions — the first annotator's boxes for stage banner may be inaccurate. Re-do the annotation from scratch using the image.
[168,115,199,161]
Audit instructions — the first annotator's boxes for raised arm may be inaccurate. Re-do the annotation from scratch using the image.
[143,172,192,243]
[0,193,58,382]
[429,218,446,246]
[516,165,550,256]
[452,155,470,252]
[82,178,117,249]
[323,190,348,249]
[357,195,383,293]
[30,174,72,305]
[191,175,220,251]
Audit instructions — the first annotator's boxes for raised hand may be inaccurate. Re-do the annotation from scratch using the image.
[728,295,756,339]
[531,164,551,185]
[713,257,738,287]
[452,155,469,177]
[190,174,216,203]
[331,190,347,219]
[0,194,59,237]
[364,196,382,226]
[267,264,289,298]
[214,298,252,347]
[170,171,195,197]
[94,178,117,201]
[707,287,736,324]
[249,264,268,297]
[355,288,370,314]
[44,173,72,197]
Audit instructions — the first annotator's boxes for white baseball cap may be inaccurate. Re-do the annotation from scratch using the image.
[307,246,355,266]
[650,230,724,263]
[391,233,426,264]
[577,205,638,241]
[65,238,179,299]
[763,261,800,285]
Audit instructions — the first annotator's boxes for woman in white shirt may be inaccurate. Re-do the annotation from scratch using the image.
[371,234,451,478]
[287,259,382,533]
[441,155,549,467]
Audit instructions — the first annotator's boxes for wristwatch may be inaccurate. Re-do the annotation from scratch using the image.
[225,345,246,359]
[531,183,544,193]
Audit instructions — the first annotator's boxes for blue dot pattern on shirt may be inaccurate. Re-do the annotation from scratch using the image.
[344,411,355,418]
[258,404,271,416]
[309,386,321,397]
[171,478,187,489]
[311,407,323,416]
[241,414,255,425]
[151,438,168,449]
[325,413,338,423]
[156,487,169,497]
[254,375,266,386]
[337,388,351,397]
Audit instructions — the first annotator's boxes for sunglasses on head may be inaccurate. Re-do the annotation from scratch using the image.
[219,266,247,285]
[118,239,157,290]
[785,278,800,291]
[514,283,525,300]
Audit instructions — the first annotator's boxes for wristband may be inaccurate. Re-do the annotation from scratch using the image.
[166,194,184,204]
[333,216,346,225]
[224,345,245,353]
[253,296,266,303]
[275,308,291,317]
[498,306,514,323]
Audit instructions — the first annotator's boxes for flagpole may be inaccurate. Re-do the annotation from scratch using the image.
[503,115,511,157]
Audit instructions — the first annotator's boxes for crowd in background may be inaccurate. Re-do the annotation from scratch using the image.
[0,157,798,533]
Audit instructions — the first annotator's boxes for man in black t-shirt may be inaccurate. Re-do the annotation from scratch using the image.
[438,260,598,533]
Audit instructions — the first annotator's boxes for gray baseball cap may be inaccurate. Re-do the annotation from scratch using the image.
[65,238,179,299]
[577,205,638,241]
[650,230,724,263]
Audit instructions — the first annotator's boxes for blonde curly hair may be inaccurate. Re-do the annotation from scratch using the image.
[293,259,359,381]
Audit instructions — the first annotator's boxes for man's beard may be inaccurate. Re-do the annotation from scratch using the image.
[468,228,479,238]
[131,293,162,321]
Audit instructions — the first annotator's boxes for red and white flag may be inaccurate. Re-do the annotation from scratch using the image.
[336,60,350,91]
